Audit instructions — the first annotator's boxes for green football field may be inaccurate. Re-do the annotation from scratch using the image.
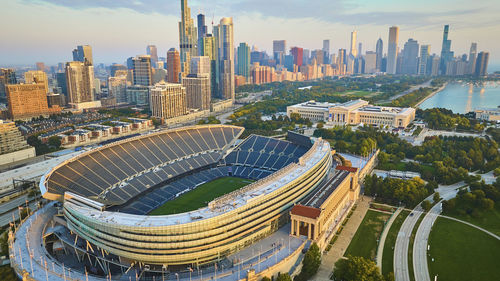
[149,176,254,215]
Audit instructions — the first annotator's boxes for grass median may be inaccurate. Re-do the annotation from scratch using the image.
[381,210,410,276]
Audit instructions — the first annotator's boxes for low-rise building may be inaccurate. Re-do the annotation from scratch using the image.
[474,107,500,122]
[0,120,36,165]
[287,99,415,128]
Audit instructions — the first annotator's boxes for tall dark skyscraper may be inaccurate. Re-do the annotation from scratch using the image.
[474,51,489,77]
[273,40,286,65]
[323,40,330,64]
[376,38,383,71]
[179,0,198,73]
[197,14,207,56]
[440,25,454,75]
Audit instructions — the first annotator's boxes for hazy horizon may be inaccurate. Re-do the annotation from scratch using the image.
[1,0,499,68]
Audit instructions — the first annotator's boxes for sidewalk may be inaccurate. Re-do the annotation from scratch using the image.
[376,207,402,269]
[312,196,372,280]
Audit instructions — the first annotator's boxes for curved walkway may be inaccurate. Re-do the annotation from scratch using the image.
[376,207,402,269]
[439,215,500,240]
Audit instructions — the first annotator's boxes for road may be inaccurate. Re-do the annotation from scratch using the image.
[412,186,461,281]
[379,79,432,104]
[393,205,423,281]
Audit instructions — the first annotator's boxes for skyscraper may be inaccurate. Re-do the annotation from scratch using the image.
[237,43,251,78]
[190,56,211,76]
[273,40,286,65]
[132,55,153,86]
[291,47,303,67]
[474,51,489,77]
[65,61,94,104]
[167,48,181,83]
[182,74,211,110]
[108,75,128,104]
[401,39,419,74]
[150,82,187,120]
[24,70,49,93]
[197,14,208,56]
[337,49,346,74]
[147,45,159,68]
[387,26,399,74]
[179,0,198,73]
[364,51,377,74]
[350,31,358,57]
[72,45,93,65]
[376,38,383,71]
[214,17,235,101]
[440,25,454,75]
[322,40,330,64]
[418,45,430,76]
[468,43,477,75]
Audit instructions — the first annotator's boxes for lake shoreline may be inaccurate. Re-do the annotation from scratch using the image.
[415,82,448,108]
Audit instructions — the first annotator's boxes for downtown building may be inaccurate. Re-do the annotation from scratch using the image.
[6,83,61,120]
[149,82,187,120]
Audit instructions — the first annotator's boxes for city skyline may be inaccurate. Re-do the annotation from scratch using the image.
[1,0,499,70]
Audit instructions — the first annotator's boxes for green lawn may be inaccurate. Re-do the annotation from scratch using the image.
[149,177,253,215]
[344,210,391,260]
[428,217,500,281]
[382,210,410,276]
[445,207,500,236]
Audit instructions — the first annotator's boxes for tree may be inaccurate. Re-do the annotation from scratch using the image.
[316,122,324,129]
[48,136,61,148]
[421,200,432,211]
[433,192,441,203]
[276,273,292,281]
[296,243,322,281]
[333,255,386,281]
[261,277,271,281]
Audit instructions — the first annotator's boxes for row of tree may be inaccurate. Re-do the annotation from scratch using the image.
[363,175,435,208]
[314,126,500,184]
[443,180,500,218]
[416,108,485,132]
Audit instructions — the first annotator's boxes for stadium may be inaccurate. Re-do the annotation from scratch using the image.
[38,124,334,274]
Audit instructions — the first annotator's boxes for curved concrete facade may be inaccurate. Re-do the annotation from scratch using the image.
[62,139,332,266]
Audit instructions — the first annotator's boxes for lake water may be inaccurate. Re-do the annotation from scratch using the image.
[419,82,500,114]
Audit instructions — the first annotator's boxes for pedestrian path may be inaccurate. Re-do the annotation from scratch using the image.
[312,196,372,281]
[376,207,402,269]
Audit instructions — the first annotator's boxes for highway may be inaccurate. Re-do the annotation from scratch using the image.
[393,206,423,281]
[412,187,460,281]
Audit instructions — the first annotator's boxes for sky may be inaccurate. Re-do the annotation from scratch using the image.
[1,0,499,71]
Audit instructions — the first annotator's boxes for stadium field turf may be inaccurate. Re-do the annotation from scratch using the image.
[149,177,253,215]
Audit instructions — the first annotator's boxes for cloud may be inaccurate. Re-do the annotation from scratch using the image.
[23,0,178,15]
